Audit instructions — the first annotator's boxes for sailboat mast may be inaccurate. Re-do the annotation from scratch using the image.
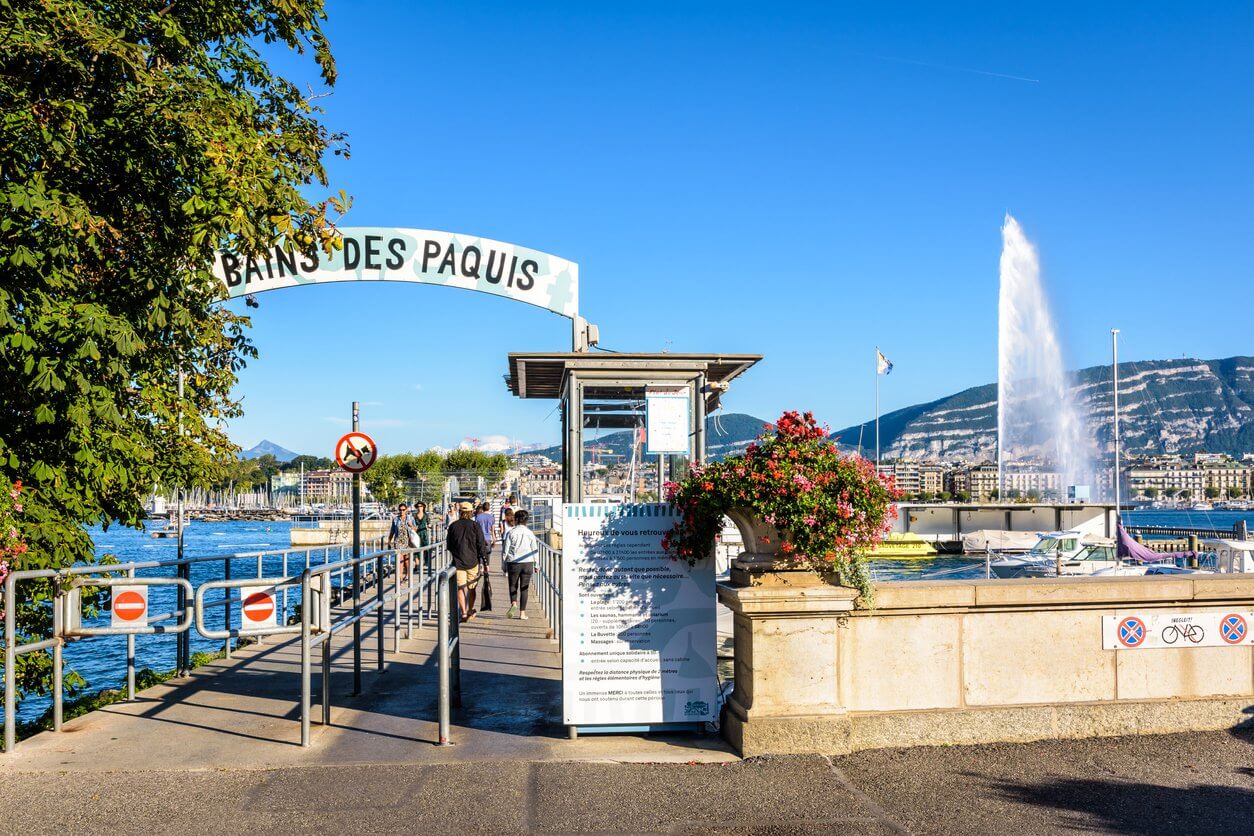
[1111,329,1121,518]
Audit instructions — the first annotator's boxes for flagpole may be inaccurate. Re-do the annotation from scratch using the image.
[875,346,880,472]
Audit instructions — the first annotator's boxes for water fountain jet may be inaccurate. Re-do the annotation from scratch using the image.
[997,215,1090,496]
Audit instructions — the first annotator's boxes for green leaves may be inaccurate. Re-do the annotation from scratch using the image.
[0,0,342,705]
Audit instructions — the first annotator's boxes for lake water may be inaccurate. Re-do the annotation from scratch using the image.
[12,508,1254,723]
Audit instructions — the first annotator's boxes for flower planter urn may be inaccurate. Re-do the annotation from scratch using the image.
[724,507,829,589]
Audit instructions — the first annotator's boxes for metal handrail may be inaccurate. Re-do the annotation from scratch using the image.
[298,541,449,747]
[534,541,563,648]
[3,537,384,753]
[3,531,466,752]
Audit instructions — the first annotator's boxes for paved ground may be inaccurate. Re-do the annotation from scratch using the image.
[2,549,1252,833]
[0,730,1250,834]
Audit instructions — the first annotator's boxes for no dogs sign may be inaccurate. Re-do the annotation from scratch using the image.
[335,432,377,473]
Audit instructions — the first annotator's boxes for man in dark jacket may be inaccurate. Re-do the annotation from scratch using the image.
[447,501,489,620]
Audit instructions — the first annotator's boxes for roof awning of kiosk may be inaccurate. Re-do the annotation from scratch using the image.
[505,352,762,409]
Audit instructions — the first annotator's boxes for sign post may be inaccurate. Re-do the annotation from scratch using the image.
[561,503,717,735]
[335,414,377,695]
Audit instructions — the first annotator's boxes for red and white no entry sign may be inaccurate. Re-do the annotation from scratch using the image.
[111,586,148,627]
[335,431,378,473]
[240,586,277,629]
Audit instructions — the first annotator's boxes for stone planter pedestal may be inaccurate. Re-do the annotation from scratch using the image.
[717,509,859,756]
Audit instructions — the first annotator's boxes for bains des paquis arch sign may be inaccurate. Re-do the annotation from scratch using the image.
[214,227,579,318]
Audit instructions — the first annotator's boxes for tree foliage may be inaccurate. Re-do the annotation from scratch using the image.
[0,0,343,703]
[363,450,511,507]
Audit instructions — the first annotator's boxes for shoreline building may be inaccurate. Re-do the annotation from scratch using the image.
[1123,453,1252,500]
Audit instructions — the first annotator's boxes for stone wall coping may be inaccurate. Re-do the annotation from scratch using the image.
[862,574,1254,614]
[717,581,858,616]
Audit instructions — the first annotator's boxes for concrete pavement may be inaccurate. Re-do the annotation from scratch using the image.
[1,730,1250,833]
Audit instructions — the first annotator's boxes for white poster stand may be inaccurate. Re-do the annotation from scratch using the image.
[561,503,717,733]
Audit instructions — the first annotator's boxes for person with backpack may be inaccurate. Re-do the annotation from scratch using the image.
[501,509,539,619]
[447,501,489,620]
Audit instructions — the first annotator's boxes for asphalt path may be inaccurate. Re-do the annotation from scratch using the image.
[2,729,1249,834]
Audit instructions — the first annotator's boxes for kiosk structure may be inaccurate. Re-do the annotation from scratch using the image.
[506,352,760,736]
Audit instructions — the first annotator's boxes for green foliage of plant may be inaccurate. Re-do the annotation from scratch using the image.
[663,411,900,604]
[0,0,344,703]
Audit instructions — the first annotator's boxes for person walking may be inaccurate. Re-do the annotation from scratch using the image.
[447,501,488,620]
[499,497,515,540]
[502,509,539,619]
[387,503,419,576]
[474,501,496,549]
[473,501,496,611]
[413,502,431,547]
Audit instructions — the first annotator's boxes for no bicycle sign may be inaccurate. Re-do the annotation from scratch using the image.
[335,432,377,474]
[1102,611,1254,650]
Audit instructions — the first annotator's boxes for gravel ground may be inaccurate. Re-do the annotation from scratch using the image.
[0,730,1250,834]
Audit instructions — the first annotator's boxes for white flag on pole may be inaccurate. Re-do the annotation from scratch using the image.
[876,350,894,375]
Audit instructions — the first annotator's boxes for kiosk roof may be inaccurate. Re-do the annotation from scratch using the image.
[505,352,761,402]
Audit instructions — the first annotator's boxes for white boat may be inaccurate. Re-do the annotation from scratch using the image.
[1200,539,1254,574]
[1189,502,1214,511]
[987,531,1098,578]
[149,520,187,539]
[962,529,1042,554]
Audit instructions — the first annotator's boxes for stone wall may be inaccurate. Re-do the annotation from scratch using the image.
[718,571,1254,756]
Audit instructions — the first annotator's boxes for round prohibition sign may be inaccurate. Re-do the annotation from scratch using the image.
[335,431,377,473]
[112,589,147,622]
[1220,613,1247,645]
[1117,616,1146,648]
[242,591,275,624]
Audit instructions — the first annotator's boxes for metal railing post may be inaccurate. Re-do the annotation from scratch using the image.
[4,576,15,752]
[321,638,331,726]
[282,552,289,626]
[126,567,136,700]
[417,552,426,629]
[450,571,461,706]
[376,549,385,672]
[300,569,311,747]
[224,556,233,658]
[438,570,451,745]
[52,579,63,732]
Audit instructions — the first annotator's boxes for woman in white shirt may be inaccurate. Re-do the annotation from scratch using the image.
[501,509,539,619]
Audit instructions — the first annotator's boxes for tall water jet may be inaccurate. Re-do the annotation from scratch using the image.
[997,215,1090,495]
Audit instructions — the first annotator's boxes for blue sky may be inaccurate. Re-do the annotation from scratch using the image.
[225,0,1254,457]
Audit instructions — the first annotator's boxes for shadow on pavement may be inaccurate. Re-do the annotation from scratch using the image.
[986,773,1254,835]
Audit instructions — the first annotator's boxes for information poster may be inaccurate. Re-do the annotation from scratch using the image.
[645,386,691,456]
[561,503,716,727]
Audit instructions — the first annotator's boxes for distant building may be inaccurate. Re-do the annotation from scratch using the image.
[948,462,999,501]
[1123,453,1252,499]
[303,469,354,502]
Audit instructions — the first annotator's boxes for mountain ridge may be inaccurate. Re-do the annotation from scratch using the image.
[239,440,300,462]
[832,356,1254,461]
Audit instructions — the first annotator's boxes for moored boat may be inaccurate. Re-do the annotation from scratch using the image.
[868,532,938,559]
